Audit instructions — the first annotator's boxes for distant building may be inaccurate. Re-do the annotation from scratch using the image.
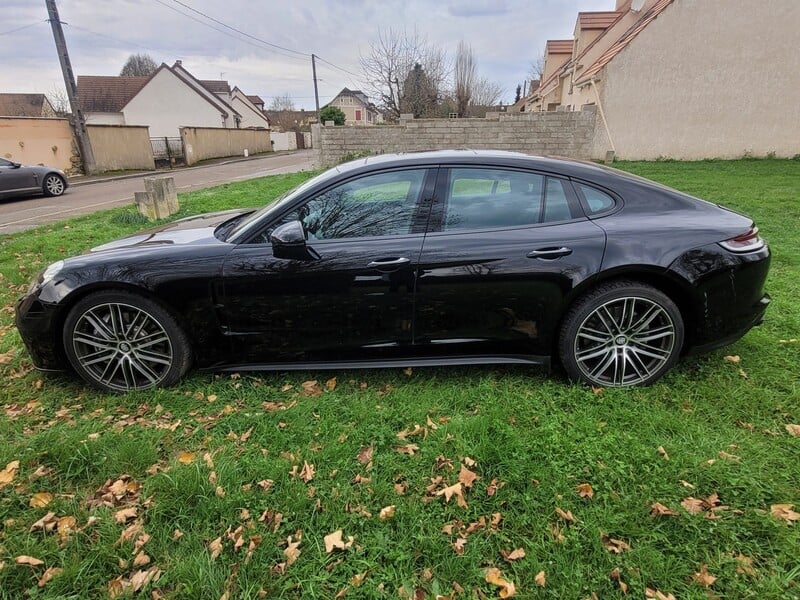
[324,88,379,125]
[0,93,57,118]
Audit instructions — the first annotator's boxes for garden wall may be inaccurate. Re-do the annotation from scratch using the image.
[180,127,272,166]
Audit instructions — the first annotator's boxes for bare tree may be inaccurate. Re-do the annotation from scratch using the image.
[120,53,158,77]
[360,27,448,120]
[47,86,72,116]
[268,93,295,112]
[453,41,476,117]
[470,77,504,107]
[529,54,545,83]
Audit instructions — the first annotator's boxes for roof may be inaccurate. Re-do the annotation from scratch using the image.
[201,80,231,95]
[0,93,52,117]
[545,40,574,54]
[169,62,240,118]
[246,95,265,106]
[577,11,623,30]
[577,0,675,84]
[77,76,147,112]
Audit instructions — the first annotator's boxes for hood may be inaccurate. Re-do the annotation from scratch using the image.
[90,209,249,253]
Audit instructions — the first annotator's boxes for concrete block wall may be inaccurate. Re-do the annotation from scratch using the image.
[313,107,598,167]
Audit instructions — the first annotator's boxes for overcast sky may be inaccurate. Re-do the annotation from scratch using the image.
[2,0,611,111]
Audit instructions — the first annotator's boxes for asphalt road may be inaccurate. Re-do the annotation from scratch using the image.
[0,150,315,235]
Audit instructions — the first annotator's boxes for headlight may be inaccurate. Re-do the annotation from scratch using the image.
[27,260,64,294]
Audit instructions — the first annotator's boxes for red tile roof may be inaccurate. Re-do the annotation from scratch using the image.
[578,11,624,30]
[577,0,675,84]
[77,76,147,112]
[545,39,574,55]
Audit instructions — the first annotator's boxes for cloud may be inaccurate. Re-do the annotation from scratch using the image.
[448,1,511,18]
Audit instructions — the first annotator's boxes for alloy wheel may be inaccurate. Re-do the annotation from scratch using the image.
[573,296,676,387]
[45,175,64,196]
[71,302,174,391]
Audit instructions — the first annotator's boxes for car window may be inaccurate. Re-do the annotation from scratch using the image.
[443,168,574,231]
[285,169,426,240]
[576,183,616,215]
[0,158,12,167]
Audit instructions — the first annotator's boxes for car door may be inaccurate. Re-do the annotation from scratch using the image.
[219,167,436,364]
[0,159,37,198]
[413,165,607,359]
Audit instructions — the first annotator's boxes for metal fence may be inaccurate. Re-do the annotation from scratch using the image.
[150,137,184,165]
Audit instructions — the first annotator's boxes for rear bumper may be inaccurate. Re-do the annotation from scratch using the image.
[685,293,770,355]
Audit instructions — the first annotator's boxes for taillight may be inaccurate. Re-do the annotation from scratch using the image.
[719,227,765,253]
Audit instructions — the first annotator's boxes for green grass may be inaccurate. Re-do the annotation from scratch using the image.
[1,160,799,599]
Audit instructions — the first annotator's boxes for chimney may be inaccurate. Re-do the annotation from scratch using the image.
[175,59,182,66]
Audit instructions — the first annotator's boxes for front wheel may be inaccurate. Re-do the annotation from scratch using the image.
[63,291,192,392]
[558,281,684,387]
[43,174,66,197]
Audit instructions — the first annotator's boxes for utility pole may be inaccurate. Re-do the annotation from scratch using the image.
[311,54,320,123]
[46,0,96,175]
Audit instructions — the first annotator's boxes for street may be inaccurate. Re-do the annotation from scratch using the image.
[0,150,315,234]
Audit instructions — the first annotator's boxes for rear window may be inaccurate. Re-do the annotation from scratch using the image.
[576,183,616,215]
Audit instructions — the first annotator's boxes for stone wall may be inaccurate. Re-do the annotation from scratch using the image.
[180,127,272,166]
[313,107,598,167]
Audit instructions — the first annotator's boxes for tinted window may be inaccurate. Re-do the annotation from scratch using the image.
[0,158,12,167]
[577,183,616,215]
[444,168,573,231]
[288,169,426,240]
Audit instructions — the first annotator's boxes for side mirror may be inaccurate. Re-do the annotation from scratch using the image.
[11,162,21,169]
[270,220,318,260]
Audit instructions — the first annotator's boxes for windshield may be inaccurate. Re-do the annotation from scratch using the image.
[225,168,338,243]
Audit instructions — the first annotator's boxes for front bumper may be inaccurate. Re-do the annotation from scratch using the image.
[15,292,68,371]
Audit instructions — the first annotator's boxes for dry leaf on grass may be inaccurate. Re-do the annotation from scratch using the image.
[501,548,526,562]
[324,530,354,553]
[299,461,315,483]
[0,460,20,489]
[555,507,575,524]
[723,355,741,364]
[38,566,62,587]
[379,505,395,521]
[29,492,54,508]
[284,535,302,565]
[785,424,800,437]
[485,567,517,597]
[356,445,374,465]
[114,507,138,524]
[107,566,161,598]
[770,504,800,523]
[458,464,479,489]
[16,555,45,567]
[301,380,323,396]
[657,446,669,460]
[610,567,628,594]
[535,570,546,587]
[692,564,717,588]
[735,553,756,576]
[601,534,631,554]
[645,588,676,600]
[650,502,679,517]
[576,483,594,499]
[436,482,468,509]
[178,452,195,464]
[394,444,420,455]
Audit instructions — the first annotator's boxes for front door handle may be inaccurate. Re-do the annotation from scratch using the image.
[367,257,411,270]
[527,247,572,259]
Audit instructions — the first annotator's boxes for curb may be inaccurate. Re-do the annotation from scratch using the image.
[68,150,309,187]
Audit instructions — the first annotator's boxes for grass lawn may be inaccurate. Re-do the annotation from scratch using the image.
[0,160,798,599]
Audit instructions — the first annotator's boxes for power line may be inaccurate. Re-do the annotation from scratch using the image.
[315,55,361,80]
[0,20,45,36]
[166,0,309,58]
[152,0,307,62]
[65,23,161,53]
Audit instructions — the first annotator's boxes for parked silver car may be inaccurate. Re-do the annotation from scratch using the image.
[0,157,68,199]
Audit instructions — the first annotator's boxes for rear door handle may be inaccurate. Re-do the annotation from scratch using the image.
[367,257,411,270]
[527,247,572,259]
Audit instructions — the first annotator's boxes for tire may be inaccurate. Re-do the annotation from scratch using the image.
[63,291,192,392]
[43,174,66,197]
[558,281,684,387]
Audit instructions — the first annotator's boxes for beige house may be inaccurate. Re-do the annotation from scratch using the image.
[523,0,800,159]
[325,88,379,126]
[78,61,269,138]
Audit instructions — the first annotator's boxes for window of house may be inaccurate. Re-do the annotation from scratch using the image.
[355,109,362,121]
[443,168,575,231]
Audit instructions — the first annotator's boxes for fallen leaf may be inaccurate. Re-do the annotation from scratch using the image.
[132,551,150,567]
[555,507,575,524]
[284,535,302,565]
[209,537,224,560]
[299,461,315,483]
[178,452,195,465]
[785,424,800,437]
[718,451,740,461]
[601,534,630,554]
[29,492,54,508]
[576,483,594,499]
[394,444,420,455]
[657,446,669,460]
[324,530,354,553]
[30,511,58,533]
[650,502,679,517]
[114,507,137,524]
[645,588,676,600]
[735,553,756,576]
[458,464,479,489]
[379,505,395,521]
[173,529,183,540]
[692,564,717,588]
[38,566,63,587]
[16,555,45,567]
[0,460,20,489]
[501,548,526,562]
[352,571,368,586]
[535,570,546,587]
[770,503,800,523]
[610,567,628,594]
[679,479,695,489]
[403,367,413,376]
[451,537,467,555]
[436,482,467,508]
[356,445,374,465]
[485,567,517,597]
[724,355,740,364]
[301,380,323,397]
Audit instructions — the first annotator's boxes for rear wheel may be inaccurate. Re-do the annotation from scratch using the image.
[43,174,65,197]
[63,291,192,392]
[558,281,684,387]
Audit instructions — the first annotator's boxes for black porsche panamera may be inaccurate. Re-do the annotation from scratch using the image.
[16,150,770,392]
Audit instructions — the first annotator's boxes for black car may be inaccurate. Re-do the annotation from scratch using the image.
[16,150,770,392]
[0,157,68,199]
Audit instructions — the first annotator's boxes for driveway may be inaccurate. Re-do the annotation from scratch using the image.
[0,150,315,234]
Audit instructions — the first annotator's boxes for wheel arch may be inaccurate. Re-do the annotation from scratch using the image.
[556,266,697,358]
